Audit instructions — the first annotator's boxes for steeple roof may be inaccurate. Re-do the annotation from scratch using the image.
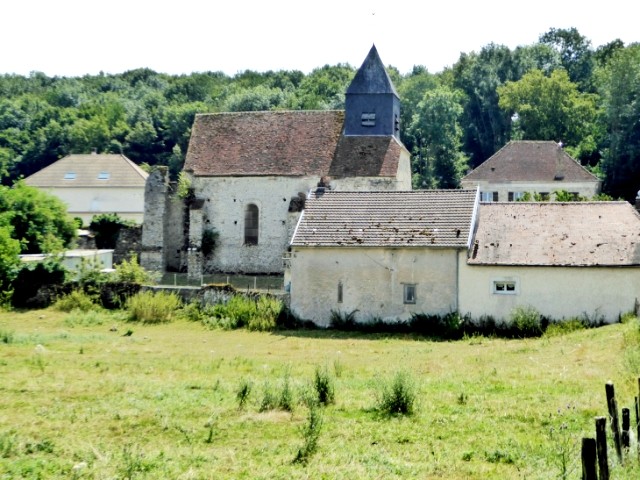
[346,45,399,97]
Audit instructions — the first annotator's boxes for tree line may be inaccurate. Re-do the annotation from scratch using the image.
[1,28,639,201]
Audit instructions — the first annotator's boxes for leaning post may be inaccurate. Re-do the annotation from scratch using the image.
[606,381,623,463]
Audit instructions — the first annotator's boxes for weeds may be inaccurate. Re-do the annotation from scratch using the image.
[0,328,14,344]
[376,370,417,416]
[126,290,182,323]
[293,404,323,465]
[313,365,335,406]
[236,378,253,409]
[278,369,295,412]
[509,305,543,337]
[259,381,277,412]
[54,290,98,312]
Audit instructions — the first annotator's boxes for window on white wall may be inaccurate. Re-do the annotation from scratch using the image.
[244,204,259,245]
[493,280,517,295]
[337,281,343,303]
[480,191,498,202]
[403,284,416,304]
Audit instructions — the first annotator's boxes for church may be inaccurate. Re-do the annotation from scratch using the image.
[141,46,411,276]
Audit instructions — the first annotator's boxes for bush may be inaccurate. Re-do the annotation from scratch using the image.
[53,290,97,312]
[509,305,544,337]
[185,295,283,331]
[410,312,464,339]
[90,213,131,249]
[293,404,323,464]
[126,290,182,323]
[376,370,417,416]
[112,254,157,285]
[11,260,67,308]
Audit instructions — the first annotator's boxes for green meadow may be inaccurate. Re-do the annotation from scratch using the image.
[1,308,639,479]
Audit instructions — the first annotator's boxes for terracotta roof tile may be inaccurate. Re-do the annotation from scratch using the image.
[462,141,599,183]
[24,154,148,187]
[292,190,478,248]
[184,110,345,176]
[469,202,640,266]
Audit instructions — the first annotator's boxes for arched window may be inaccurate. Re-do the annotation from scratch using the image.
[244,204,259,245]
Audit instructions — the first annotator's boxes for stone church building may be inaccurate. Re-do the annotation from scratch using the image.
[141,45,411,276]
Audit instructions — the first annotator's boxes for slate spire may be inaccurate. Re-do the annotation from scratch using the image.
[344,45,401,139]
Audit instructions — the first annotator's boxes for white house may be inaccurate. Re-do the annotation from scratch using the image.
[459,202,640,323]
[461,141,601,202]
[24,153,148,224]
[289,193,640,326]
[288,189,478,326]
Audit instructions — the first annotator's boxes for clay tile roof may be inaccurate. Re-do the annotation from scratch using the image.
[462,141,599,183]
[184,110,345,176]
[328,135,405,177]
[291,190,478,248]
[24,154,148,187]
[469,202,640,266]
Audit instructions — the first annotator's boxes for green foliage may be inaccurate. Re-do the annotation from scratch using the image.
[553,189,585,202]
[53,289,98,312]
[376,370,417,416]
[11,259,67,308]
[89,213,130,249]
[544,319,587,337]
[112,254,156,284]
[236,378,253,409]
[190,295,283,331]
[126,290,182,324]
[176,171,193,199]
[0,181,76,254]
[313,365,335,406]
[0,224,20,292]
[509,305,543,337]
[201,228,219,257]
[293,404,323,465]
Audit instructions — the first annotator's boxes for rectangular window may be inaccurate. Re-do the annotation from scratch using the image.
[361,113,376,127]
[493,280,517,295]
[64,172,76,180]
[480,191,498,202]
[337,281,343,303]
[403,284,416,304]
[508,192,525,202]
[97,172,110,180]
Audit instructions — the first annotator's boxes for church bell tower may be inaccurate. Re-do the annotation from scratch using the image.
[344,45,401,139]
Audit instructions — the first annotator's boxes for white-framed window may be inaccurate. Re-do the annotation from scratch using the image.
[403,284,416,304]
[480,191,498,202]
[97,171,110,180]
[493,279,518,295]
[508,191,526,202]
[361,112,376,127]
[64,172,76,180]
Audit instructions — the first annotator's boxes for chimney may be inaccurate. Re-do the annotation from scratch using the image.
[553,142,565,181]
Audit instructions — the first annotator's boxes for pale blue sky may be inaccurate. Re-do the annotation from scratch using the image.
[3,0,638,77]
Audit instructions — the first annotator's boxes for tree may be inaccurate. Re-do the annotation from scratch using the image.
[0,223,20,293]
[497,69,598,161]
[599,44,640,201]
[0,181,76,254]
[409,86,468,189]
[539,28,594,91]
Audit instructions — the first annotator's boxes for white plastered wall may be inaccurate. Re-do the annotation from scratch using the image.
[458,254,640,323]
[460,180,600,201]
[289,246,459,327]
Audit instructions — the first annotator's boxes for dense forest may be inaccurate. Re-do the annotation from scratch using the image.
[1,28,640,201]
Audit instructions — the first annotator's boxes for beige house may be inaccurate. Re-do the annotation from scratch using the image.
[461,141,601,201]
[288,190,478,326]
[460,202,640,323]
[143,45,412,276]
[289,194,640,326]
[24,153,148,224]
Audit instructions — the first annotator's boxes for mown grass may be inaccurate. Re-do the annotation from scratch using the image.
[0,308,639,479]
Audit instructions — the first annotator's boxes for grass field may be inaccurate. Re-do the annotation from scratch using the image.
[1,308,639,479]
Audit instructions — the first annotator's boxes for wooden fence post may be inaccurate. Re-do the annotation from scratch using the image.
[595,416,609,480]
[606,381,623,463]
[637,377,640,460]
[581,438,598,480]
[621,407,630,450]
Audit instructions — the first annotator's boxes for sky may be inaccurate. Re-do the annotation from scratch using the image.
[3,0,638,78]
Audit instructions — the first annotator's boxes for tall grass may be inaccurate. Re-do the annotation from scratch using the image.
[126,290,182,323]
[376,370,417,416]
[183,295,283,331]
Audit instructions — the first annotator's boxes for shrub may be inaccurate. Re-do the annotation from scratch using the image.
[259,381,277,412]
[376,370,417,416]
[313,365,335,406]
[53,290,97,312]
[410,312,464,339]
[90,213,131,249]
[293,404,323,464]
[509,305,543,337]
[11,260,67,308]
[112,254,157,285]
[544,319,586,337]
[126,290,182,323]
[329,309,359,329]
[278,369,295,412]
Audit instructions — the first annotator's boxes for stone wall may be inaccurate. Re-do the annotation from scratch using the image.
[141,167,170,272]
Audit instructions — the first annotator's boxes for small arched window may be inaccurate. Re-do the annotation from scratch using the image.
[244,204,259,245]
